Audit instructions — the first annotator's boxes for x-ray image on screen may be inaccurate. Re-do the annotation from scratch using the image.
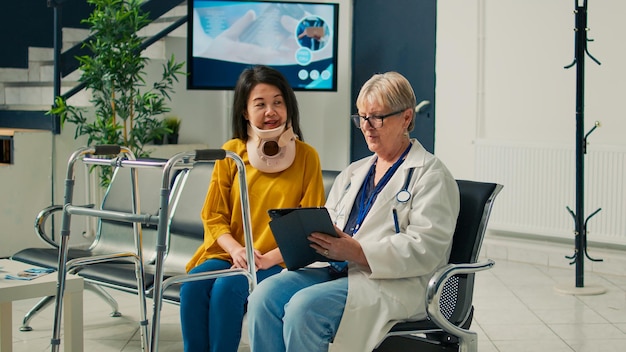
[188,0,339,91]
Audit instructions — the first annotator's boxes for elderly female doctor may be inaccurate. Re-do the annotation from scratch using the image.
[247,71,460,352]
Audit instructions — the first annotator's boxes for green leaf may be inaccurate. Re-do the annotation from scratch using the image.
[61,0,185,186]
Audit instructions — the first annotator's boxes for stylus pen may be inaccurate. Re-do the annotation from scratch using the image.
[392,208,400,234]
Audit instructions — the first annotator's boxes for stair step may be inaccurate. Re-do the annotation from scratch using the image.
[63,28,90,43]
[1,4,186,112]
[167,4,188,17]
[62,28,90,52]
[28,47,55,63]
[3,81,92,107]
[0,68,29,83]
[139,20,187,38]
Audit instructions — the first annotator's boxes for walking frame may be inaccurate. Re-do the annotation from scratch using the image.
[50,145,258,352]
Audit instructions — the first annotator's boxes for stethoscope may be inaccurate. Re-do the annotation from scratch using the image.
[334,165,415,234]
[338,166,415,210]
[396,167,415,204]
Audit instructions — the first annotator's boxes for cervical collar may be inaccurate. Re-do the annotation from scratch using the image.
[247,123,296,173]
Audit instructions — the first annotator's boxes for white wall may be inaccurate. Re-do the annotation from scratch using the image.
[434,0,481,180]
[436,0,626,177]
[0,131,52,255]
[436,0,626,251]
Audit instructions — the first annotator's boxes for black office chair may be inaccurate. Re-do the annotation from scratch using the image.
[374,180,503,352]
[322,169,341,198]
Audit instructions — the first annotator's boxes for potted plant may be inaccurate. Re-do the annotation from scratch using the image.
[163,116,181,144]
[149,118,168,145]
[49,0,185,186]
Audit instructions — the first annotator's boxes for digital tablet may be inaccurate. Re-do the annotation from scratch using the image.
[267,207,338,270]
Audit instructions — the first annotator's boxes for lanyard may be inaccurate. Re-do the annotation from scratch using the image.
[353,143,412,233]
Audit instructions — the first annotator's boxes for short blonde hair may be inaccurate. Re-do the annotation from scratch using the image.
[356,72,417,132]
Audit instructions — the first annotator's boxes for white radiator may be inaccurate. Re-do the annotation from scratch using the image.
[475,140,626,246]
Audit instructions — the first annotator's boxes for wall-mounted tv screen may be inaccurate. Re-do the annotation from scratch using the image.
[188,0,339,91]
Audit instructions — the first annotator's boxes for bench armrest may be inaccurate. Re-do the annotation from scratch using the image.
[425,259,495,352]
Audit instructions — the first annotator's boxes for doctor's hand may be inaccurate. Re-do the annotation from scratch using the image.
[309,226,370,268]
[253,248,283,271]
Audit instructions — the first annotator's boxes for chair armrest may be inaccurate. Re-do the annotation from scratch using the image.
[425,259,495,352]
[66,252,140,273]
[34,204,95,248]
[34,205,64,248]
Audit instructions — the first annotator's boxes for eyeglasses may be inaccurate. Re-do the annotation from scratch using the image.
[351,109,405,129]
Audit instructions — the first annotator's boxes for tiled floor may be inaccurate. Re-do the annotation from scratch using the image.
[6,257,626,352]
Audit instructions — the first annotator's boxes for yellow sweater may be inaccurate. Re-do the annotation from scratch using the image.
[186,138,326,272]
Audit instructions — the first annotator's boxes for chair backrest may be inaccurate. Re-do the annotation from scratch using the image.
[449,180,502,264]
[322,169,340,199]
[161,161,215,276]
[438,180,502,325]
[91,162,167,262]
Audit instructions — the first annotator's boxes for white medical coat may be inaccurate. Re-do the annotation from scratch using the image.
[326,139,460,352]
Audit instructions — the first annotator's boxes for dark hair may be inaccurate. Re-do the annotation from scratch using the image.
[231,65,304,141]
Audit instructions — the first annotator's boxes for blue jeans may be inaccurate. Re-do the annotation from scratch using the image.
[179,259,282,352]
[247,267,348,352]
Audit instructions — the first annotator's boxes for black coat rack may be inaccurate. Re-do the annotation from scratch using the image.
[562,0,603,290]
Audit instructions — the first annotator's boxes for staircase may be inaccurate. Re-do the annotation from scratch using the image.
[0,1,188,257]
[0,1,188,116]
[0,37,89,113]
[0,0,188,163]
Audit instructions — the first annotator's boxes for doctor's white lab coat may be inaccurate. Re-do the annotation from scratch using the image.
[326,139,460,352]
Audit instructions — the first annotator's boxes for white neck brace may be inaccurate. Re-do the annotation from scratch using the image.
[247,123,296,173]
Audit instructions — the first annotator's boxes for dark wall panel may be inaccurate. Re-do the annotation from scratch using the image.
[350,0,437,161]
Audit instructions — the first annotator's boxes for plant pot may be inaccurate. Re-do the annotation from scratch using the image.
[153,136,164,145]
[166,133,179,144]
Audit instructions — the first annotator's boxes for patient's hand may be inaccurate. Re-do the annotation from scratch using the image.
[230,247,250,269]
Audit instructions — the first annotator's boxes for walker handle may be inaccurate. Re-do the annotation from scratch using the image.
[195,149,227,161]
[93,145,122,156]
